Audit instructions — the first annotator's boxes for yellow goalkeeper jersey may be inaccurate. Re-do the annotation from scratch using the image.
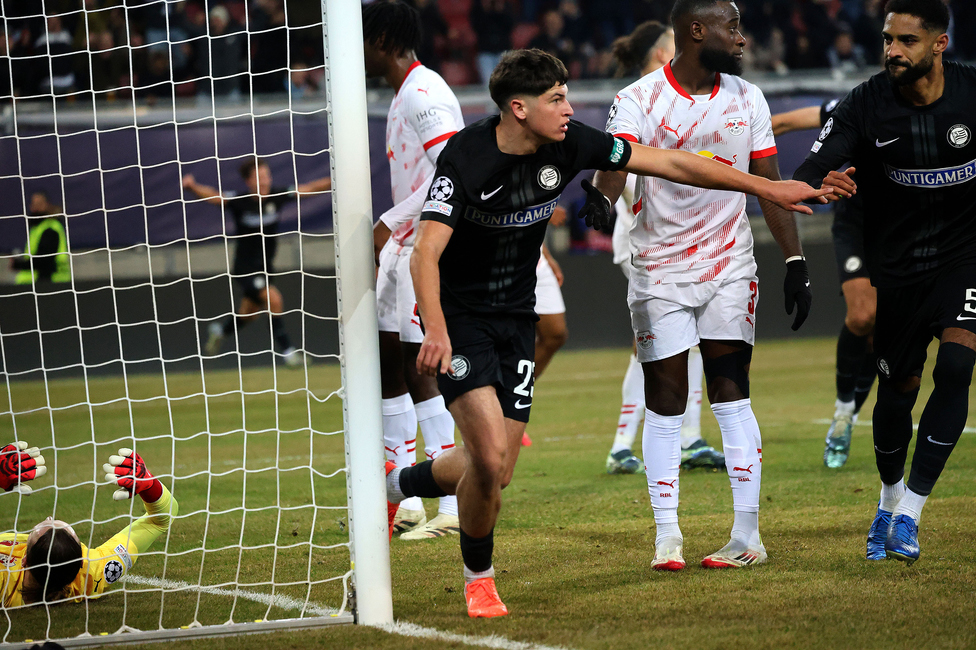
[0,485,178,608]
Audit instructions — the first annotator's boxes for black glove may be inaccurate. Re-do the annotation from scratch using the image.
[784,258,812,331]
[578,179,614,233]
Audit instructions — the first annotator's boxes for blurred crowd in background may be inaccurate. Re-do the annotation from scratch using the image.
[0,0,974,104]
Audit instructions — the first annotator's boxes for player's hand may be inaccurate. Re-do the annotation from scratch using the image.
[181,174,195,189]
[764,180,834,215]
[578,179,614,233]
[103,448,163,502]
[416,328,452,377]
[822,167,856,201]
[0,441,47,494]
[550,258,564,286]
[784,258,812,331]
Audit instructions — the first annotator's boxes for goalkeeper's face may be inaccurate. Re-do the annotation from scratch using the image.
[27,517,79,549]
[246,164,273,197]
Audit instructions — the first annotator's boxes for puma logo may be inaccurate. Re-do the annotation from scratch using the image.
[384,445,400,454]
[733,464,754,474]
[659,117,681,137]
[656,479,676,488]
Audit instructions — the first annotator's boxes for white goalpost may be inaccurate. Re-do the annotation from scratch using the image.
[0,0,391,644]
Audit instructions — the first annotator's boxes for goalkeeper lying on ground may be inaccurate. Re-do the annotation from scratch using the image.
[0,443,178,607]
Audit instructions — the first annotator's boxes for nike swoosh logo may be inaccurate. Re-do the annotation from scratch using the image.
[874,446,902,454]
[805,281,811,287]
[514,400,531,409]
[876,138,899,147]
[927,436,954,446]
[480,186,503,200]
[957,314,976,321]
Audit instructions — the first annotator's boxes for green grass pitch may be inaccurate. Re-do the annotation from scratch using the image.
[3,338,975,649]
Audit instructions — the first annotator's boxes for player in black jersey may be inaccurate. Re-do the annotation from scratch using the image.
[775,99,878,469]
[383,48,830,618]
[794,0,976,565]
[183,159,330,364]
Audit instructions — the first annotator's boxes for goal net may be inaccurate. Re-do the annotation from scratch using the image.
[0,0,390,645]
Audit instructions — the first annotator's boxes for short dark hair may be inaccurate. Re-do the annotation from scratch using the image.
[489,49,569,111]
[884,0,950,33]
[362,1,422,57]
[239,157,268,181]
[670,0,729,26]
[22,528,83,604]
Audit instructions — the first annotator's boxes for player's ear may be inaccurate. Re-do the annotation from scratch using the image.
[689,20,705,43]
[509,97,528,121]
[933,32,949,55]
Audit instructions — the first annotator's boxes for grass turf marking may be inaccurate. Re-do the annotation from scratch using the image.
[376,621,576,650]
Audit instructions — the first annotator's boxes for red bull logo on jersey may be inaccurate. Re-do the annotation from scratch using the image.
[698,150,738,167]
[725,116,747,136]
[635,330,655,349]
[464,197,560,228]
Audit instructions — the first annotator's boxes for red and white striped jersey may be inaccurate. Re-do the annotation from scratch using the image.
[383,62,464,249]
[606,63,776,283]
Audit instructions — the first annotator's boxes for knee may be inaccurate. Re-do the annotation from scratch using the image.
[468,448,507,490]
[538,325,569,352]
[932,343,976,387]
[702,347,752,400]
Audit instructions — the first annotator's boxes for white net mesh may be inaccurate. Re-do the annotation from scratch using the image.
[0,0,360,643]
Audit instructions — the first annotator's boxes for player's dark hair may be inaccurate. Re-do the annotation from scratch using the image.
[31,190,49,201]
[489,49,568,111]
[884,0,950,33]
[239,157,268,181]
[612,21,670,77]
[362,1,422,57]
[670,0,729,26]
[22,528,83,604]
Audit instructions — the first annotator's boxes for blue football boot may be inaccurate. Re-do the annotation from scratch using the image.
[885,514,920,565]
[866,504,891,560]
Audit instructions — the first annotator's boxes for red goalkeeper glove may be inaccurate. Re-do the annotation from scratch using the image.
[103,448,163,502]
[0,441,46,494]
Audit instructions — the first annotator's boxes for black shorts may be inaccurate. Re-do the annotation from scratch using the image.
[875,264,976,382]
[234,270,274,303]
[831,197,869,285]
[436,313,536,423]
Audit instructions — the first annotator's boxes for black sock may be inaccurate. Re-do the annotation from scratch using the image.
[872,381,919,485]
[853,351,877,414]
[398,460,447,498]
[222,316,245,337]
[460,528,494,573]
[271,316,291,351]
[836,324,868,403]
[907,343,975,496]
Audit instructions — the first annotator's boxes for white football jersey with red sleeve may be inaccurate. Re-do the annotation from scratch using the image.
[384,62,464,249]
[606,63,777,284]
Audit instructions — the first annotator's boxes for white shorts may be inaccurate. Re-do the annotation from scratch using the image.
[535,255,565,315]
[376,242,423,343]
[628,274,759,363]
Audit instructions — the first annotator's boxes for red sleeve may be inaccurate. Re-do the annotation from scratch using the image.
[750,146,777,160]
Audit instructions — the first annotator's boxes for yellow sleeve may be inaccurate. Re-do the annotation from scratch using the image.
[0,534,29,608]
[75,485,178,598]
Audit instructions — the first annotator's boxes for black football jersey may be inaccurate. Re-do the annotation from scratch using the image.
[795,62,976,288]
[819,97,865,231]
[224,186,295,274]
[420,116,631,316]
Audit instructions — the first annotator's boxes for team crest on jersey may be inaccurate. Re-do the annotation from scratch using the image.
[448,355,470,380]
[430,176,454,201]
[725,116,747,136]
[948,124,971,148]
[104,559,124,583]
[635,330,655,349]
[537,165,561,190]
[0,554,16,568]
[819,118,834,142]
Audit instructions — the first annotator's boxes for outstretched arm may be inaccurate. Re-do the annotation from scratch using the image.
[410,220,454,376]
[296,177,332,195]
[623,144,833,215]
[182,174,225,206]
[771,106,821,136]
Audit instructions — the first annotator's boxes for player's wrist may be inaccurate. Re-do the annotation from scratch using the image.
[785,255,806,265]
[140,478,164,503]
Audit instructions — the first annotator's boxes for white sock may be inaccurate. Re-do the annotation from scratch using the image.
[611,354,645,454]
[680,346,704,448]
[654,512,682,545]
[731,510,760,545]
[642,408,683,526]
[463,565,494,584]
[382,393,423,512]
[712,399,762,516]
[834,398,856,418]
[879,479,905,512]
[387,467,405,503]
[415,395,459,517]
[893,488,928,522]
